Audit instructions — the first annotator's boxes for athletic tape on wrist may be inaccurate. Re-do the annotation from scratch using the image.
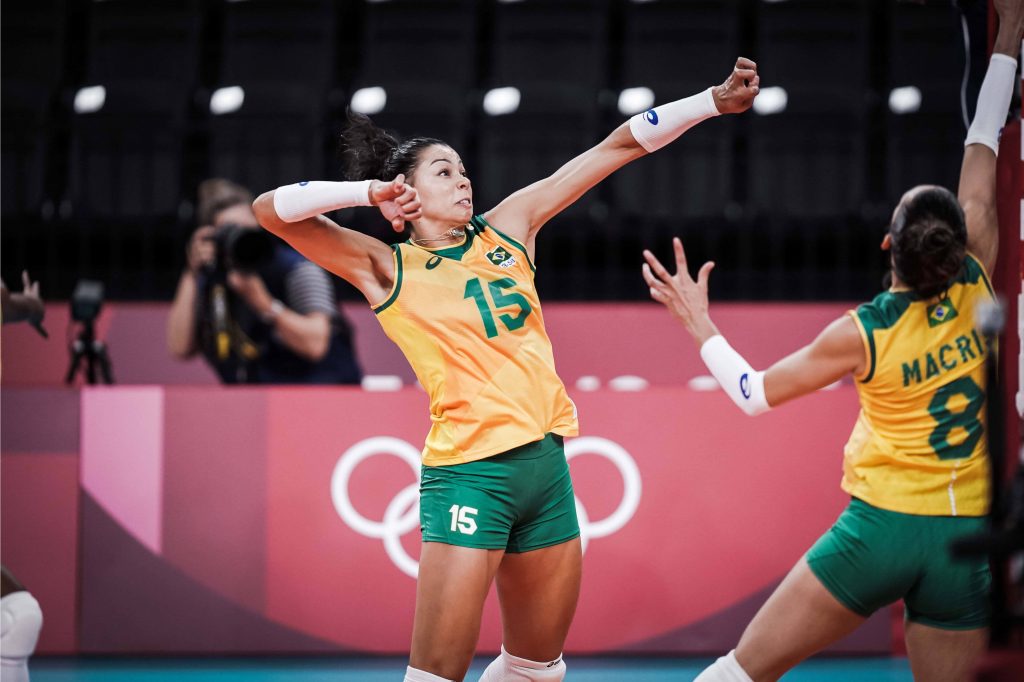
[699,335,770,416]
[273,180,373,223]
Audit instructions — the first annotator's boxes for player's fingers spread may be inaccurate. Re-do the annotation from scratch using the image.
[672,237,691,278]
[697,261,715,289]
[642,263,661,287]
[649,286,668,303]
[641,250,661,275]
[643,249,673,281]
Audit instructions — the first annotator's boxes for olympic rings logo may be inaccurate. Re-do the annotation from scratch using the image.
[330,436,642,578]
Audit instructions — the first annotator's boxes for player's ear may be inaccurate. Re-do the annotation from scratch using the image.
[881,233,892,251]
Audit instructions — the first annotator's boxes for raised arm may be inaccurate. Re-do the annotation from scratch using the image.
[0,272,45,326]
[958,0,1022,275]
[486,58,760,256]
[642,238,864,415]
[252,176,421,304]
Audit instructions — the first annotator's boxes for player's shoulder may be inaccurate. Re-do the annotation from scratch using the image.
[854,289,915,334]
[959,252,994,295]
[471,214,535,273]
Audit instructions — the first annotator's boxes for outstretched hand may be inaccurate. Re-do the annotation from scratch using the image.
[19,270,44,324]
[370,174,422,232]
[642,238,718,345]
[712,57,760,115]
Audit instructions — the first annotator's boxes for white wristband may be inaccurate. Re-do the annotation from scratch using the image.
[272,180,373,223]
[699,335,770,416]
[965,54,1017,155]
[629,87,720,153]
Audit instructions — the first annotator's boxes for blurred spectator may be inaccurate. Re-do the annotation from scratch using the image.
[167,179,362,384]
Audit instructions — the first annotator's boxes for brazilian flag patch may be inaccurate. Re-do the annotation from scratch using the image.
[486,246,516,268]
[927,299,958,327]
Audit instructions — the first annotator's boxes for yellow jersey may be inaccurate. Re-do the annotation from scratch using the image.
[373,215,578,466]
[844,253,994,516]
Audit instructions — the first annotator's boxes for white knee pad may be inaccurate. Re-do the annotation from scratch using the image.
[0,591,43,661]
[477,646,566,681]
[693,650,753,682]
[404,665,455,682]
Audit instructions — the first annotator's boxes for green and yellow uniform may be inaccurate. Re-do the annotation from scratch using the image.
[374,215,579,550]
[844,253,993,516]
[807,253,993,629]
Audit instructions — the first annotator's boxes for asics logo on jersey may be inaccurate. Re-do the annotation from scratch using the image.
[740,373,751,399]
[426,256,443,270]
[645,109,659,125]
[331,436,642,578]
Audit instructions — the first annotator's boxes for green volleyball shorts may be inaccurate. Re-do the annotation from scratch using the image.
[419,433,580,553]
[806,497,990,629]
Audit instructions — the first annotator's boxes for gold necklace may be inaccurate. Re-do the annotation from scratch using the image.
[410,227,466,246]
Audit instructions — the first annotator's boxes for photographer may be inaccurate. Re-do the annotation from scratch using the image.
[167,179,362,384]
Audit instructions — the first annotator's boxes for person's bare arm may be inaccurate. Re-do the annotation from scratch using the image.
[268,311,331,361]
[167,226,216,359]
[224,270,332,362]
[167,271,200,358]
[252,177,419,305]
[486,58,760,259]
[761,316,865,407]
[958,0,1023,274]
[642,238,864,413]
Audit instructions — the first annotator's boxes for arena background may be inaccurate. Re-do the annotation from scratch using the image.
[1,0,1021,679]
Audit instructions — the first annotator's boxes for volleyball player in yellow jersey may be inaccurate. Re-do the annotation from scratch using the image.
[644,5,1022,680]
[252,59,759,682]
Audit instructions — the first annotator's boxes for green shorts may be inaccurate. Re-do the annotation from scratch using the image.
[806,497,990,630]
[419,433,580,553]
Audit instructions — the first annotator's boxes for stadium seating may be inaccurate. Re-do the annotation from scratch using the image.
[0,0,967,302]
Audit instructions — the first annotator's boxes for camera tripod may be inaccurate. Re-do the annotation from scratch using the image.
[65,320,114,385]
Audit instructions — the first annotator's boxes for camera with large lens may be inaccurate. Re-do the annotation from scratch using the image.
[211,223,276,274]
[71,279,104,323]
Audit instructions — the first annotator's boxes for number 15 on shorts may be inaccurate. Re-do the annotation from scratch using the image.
[449,505,478,535]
